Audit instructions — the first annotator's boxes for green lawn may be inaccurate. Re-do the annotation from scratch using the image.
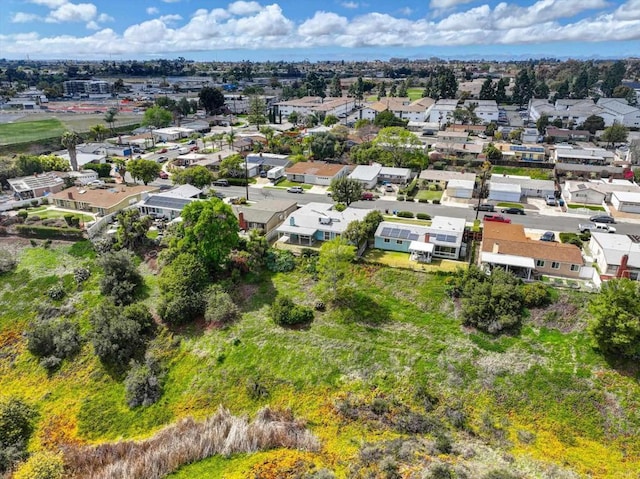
[491,166,553,180]
[406,88,423,101]
[26,207,94,222]
[0,118,65,145]
[496,202,524,208]
[363,249,466,272]
[416,189,444,201]
[568,204,606,211]
[268,180,313,190]
[382,215,432,226]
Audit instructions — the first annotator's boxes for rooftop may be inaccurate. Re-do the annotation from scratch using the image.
[51,184,157,209]
[285,161,349,178]
[8,173,64,192]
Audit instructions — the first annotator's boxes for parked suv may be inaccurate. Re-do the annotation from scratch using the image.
[540,231,556,242]
[545,195,557,206]
[473,203,495,212]
[212,179,229,187]
[287,186,304,194]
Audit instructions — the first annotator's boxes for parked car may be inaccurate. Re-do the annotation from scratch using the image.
[159,171,169,179]
[158,148,167,153]
[156,156,168,163]
[473,203,495,212]
[361,192,375,201]
[287,186,304,194]
[212,191,225,199]
[545,195,557,206]
[540,231,556,242]
[589,214,615,224]
[212,179,229,187]
[259,171,268,178]
[579,223,616,234]
[484,214,511,223]
[385,185,394,192]
[501,207,525,215]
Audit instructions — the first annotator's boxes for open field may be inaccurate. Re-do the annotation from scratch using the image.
[1,239,639,478]
[0,119,65,145]
[407,87,423,101]
[491,166,554,180]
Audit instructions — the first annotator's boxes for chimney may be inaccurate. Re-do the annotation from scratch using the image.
[238,211,247,230]
[67,192,73,199]
[424,233,430,243]
[492,242,499,254]
[617,254,629,279]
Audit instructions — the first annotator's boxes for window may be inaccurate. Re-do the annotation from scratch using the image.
[383,238,390,243]
[396,240,403,245]
[552,261,560,269]
[536,260,545,267]
[323,231,331,241]
[570,264,580,272]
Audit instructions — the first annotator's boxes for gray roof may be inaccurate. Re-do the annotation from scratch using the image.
[349,165,381,182]
[8,174,64,192]
[233,199,297,224]
[489,175,555,191]
[420,170,477,182]
[591,233,640,268]
[142,195,194,211]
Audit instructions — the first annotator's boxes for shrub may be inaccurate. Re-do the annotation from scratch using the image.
[125,360,162,408]
[13,450,64,479]
[265,249,296,273]
[30,199,39,207]
[26,317,82,370]
[47,284,65,300]
[25,215,40,223]
[204,286,239,325]
[246,377,269,399]
[157,292,205,325]
[270,295,314,326]
[17,210,28,219]
[406,196,415,202]
[334,203,347,212]
[397,211,414,218]
[0,250,17,274]
[483,470,520,479]
[73,267,91,284]
[418,198,429,203]
[16,225,84,240]
[521,282,551,308]
[432,199,441,205]
[314,300,326,311]
[416,213,431,220]
[40,356,62,373]
[0,397,36,473]
[97,250,143,306]
[224,177,248,186]
[396,195,405,201]
[428,464,455,479]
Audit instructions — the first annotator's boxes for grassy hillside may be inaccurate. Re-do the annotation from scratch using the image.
[0,119,65,145]
[1,239,638,478]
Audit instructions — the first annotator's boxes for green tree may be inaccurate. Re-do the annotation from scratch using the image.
[612,85,638,106]
[479,78,496,100]
[247,95,267,128]
[536,114,550,135]
[483,143,503,161]
[16,155,44,176]
[204,285,239,325]
[601,60,626,97]
[115,208,152,250]
[374,110,408,128]
[171,165,215,189]
[495,78,508,104]
[104,107,118,133]
[198,86,225,114]
[571,68,589,99]
[287,111,299,125]
[142,105,172,128]
[373,127,422,167]
[157,252,209,324]
[0,397,36,473]
[512,68,534,108]
[219,153,244,178]
[83,162,112,178]
[582,115,605,135]
[170,198,239,272]
[316,237,356,304]
[61,130,82,171]
[323,114,339,127]
[329,75,342,98]
[533,81,550,99]
[89,123,109,141]
[601,122,629,147]
[330,176,363,207]
[128,158,161,185]
[309,132,337,160]
[588,279,640,359]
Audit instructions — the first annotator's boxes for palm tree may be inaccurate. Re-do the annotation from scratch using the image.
[61,131,82,171]
[226,130,236,151]
[89,124,108,141]
[104,108,118,134]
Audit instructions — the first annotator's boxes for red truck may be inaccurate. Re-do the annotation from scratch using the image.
[483,214,512,223]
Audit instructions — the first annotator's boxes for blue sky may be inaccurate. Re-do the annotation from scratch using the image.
[1,0,639,61]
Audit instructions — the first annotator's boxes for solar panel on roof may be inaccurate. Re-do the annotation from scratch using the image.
[408,233,419,241]
[399,230,410,239]
[381,227,391,236]
[390,228,401,238]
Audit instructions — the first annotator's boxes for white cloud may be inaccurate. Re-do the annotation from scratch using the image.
[299,12,348,36]
[28,0,67,7]
[341,1,359,8]
[46,2,97,23]
[398,7,413,16]
[161,0,181,3]
[227,1,262,16]
[97,13,114,23]
[430,0,476,9]
[3,0,640,58]
[147,7,159,15]
[11,12,42,23]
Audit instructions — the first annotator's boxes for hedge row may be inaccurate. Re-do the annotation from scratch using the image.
[224,178,249,186]
[16,225,84,240]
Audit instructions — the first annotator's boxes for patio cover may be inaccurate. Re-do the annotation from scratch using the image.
[480,252,535,269]
[277,224,317,236]
[409,241,435,253]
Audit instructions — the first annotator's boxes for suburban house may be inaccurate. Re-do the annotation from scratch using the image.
[488,182,521,203]
[493,143,546,162]
[589,233,640,281]
[51,184,158,216]
[545,127,591,142]
[245,153,292,171]
[274,96,355,118]
[275,202,369,246]
[152,127,195,142]
[552,146,615,165]
[285,161,350,186]
[480,222,584,279]
[349,165,382,189]
[137,184,202,220]
[446,179,475,199]
[233,199,298,240]
[489,175,556,199]
[378,167,413,184]
[563,180,640,205]
[65,170,100,185]
[611,191,640,214]
[528,99,616,128]
[596,98,640,128]
[419,170,477,199]
[463,99,499,124]
[359,97,434,122]
[374,216,467,262]
[8,173,66,200]
[56,150,106,169]
[426,99,460,124]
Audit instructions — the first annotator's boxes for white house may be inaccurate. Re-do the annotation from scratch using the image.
[464,100,499,124]
[379,167,412,184]
[152,127,195,142]
[552,147,615,165]
[611,191,640,214]
[349,165,382,189]
[137,184,202,220]
[563,181,606,205]
[596,98,640,129]
[426,99,459,124]
[285,161,350,186]
[589,233,640,281]
[489,175,555,199]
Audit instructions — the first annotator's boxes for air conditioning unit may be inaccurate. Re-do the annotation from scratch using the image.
[318,217,332,225]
